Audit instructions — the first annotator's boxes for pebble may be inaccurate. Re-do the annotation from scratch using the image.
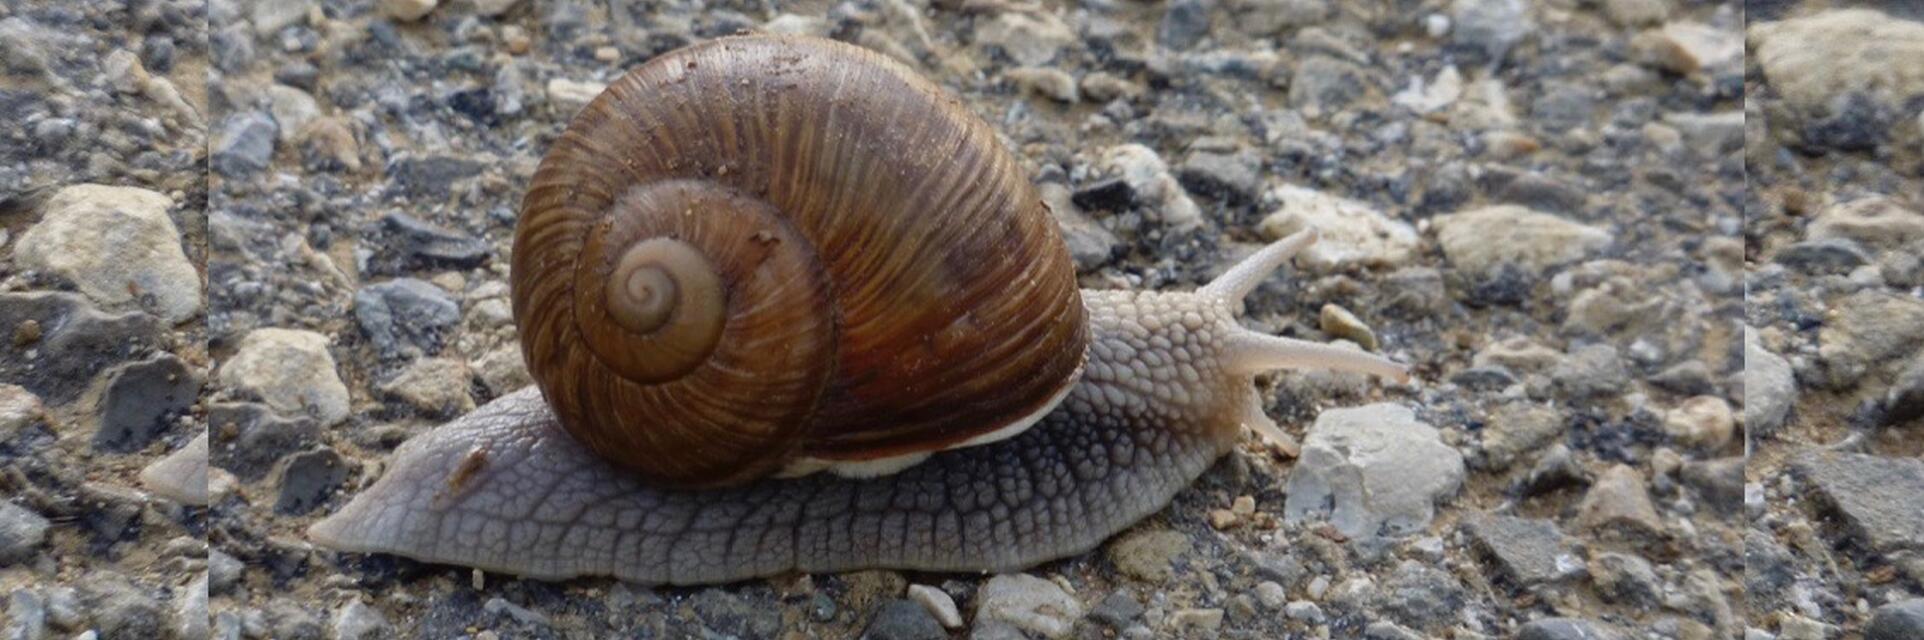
[1576,464,1664,539]
[1588,552,1660,607]
[1516,617,1626,640]
[4,589,46,640]
[1662,395,1734,451]
[1602,0,1668,26]
[1038,183,1117,272]
[368,212,491,275]
[274,447,349,515]
[1317,304,1378,352]
[218,328,352,426]
[975,574,1082,639]
[383,0,439,21]
[484,597,551,628]
[176,574,210,639]
[1088,591,1144,629]
[1749,9,1924,117]
[1744,328,1796,436]
[1773,238,1871,275]
[1888,356,1924,426]
[212,111,279,178]
[474,344,533,394]
[1867,599,1924,640]
[1004,67,1078,103]
[139,433,211,506]
[1100,144,1202,230]
[1808,197,1924,251]
[1170,608,1224,632]
[1257,185,1418,270]
[377,353,475,413]
[1157,0,1211,50]
[863,599,945,640]
[1431,205,1612,276]
[1176,150,1260,204]
[209,548,243,594]
[0,384,44,440]
[333,600,391,640]
[1662,111,1745,154]
[1450,0,1529,60]
[906,584,961,629]
[354,278,461,359]
[0,501,52,564]
[1632,22,1740,76]
[1817,291,1924,386]
[1232,0,1328,34]
[16,184,201,323]
[1550,344,1630,402]
[546,77,606,118]
[83,574,165,638]
[472,0,522,16]
[1479,403,1563,470]
[1463,514,1577,586]
[1284,403,1466,539]
[974,13,1077,67]
[1795,452,1924,553]
[1283,601,1324,623]
[1107,529,1190,583]
[1254,581,1287,610]
[94,354,199,452]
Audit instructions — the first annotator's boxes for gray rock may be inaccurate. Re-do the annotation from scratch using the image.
[482,597,550,629]
[15,185,202,323]
[1663,111,1745,153]
[1089,592,1144,629]
[1551,344,1630,403]
[1479,403,1564,469]
[140,433,213,506]
[1681,457,1745,512]
[384,155,485,201]
[1432,205,1612,276]
[207,402,320,481]
[212,111,279,177]
[1284,404,1465,538]
[218,328,351,427]
[366,212,491,276]
[1886,355,1924,426]
[1364,621,1425,640]
[332,600,390,640]
[0,501,51,564]
[1463,515,1577,586]
[1772,238,1870,274]
[1588,552,1659,607]
[1374,560,1467,629]
[863,599,945,640]
[1157,0,1212,50]
[1818,291,1924,386]
[1177,150,1260,204]
[974,12,1077,67]
[1516,618,1625,640]
[1577,464,1664,539]
[1107,529,1190,583]
[1451,0,1529,61]
[976,574,1082,639]
[82,574,165,639]
[1289,55,1371,111]
[1867,599,1924,640]
[1257,186,1420,271]
[354,279,460,359]
[94,355,199,452]
[4,589,46,640]
[1039,183,1116,272]
[209,548,243,595]
[0,384,43,441]
[377,357,475,416]
[1744,329,1796,436]
[175,574,209,639]
[274,447,349,515]
[906,584,961,628]
[688,591,782,639]
[1796,452,1924,552]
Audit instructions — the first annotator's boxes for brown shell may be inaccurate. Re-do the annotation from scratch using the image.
[512,35,1089,489]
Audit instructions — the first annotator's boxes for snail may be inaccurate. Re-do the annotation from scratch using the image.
[307,35,1408,585]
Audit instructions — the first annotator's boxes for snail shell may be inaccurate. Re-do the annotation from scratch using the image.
[511,35,1089,489]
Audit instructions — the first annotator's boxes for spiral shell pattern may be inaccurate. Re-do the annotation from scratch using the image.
[512,36,1088,488]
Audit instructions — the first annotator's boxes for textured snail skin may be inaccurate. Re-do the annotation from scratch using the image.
[308,231,1409,584]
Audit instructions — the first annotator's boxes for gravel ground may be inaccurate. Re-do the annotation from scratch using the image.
[3,0,1911,638]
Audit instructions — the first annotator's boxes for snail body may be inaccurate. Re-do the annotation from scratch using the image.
[309,36,1405,584]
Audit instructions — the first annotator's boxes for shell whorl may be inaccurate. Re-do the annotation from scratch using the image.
[511,35,1088,488]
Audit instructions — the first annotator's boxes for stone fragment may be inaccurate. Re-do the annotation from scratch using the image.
[1479,402,1563,469]
[1432,205,1612,275]
[1818,291,1924,385]
[1744,328,1796,436]
[975,574,1083,639]
[1662,396,1734,450]
[1809,197,1924,251]
[907,584,961,628]
[218,328,351,426]
[0,501,51,564]
[274,447,349,515]
[1748,9,1924,115]
[1576,464,1663,539]
[1634,22,1740,75]
[1284,404,1466,538]
[0,292,162,404]
[1108,529,1190,583]
[974,13,1077,66]
[1463,515,1578,585]
[94,355,199,452]
[1796,452,1924,552]
[864,599,944,640]
[16,185,201,323]
[1257,186,1419,270]
[1868,599,1924,640]
[140,433,211,506]
[383,0,439,21]
[355,278,461,359]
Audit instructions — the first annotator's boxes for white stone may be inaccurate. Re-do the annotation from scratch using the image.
[377,357,475,415]
[1283,404,1466,539]
[546,78,607,119]
[1636,21,1740,76]
[1391,65,1463,113]
[1102,144,1202,230]
[1743,327,1794,436]
[382,0,438,21]
[16,185,201,324]
[1808,197,1924,251]
[908,584,962,628]
[469,0,521,17]
[976,574,1083,639]
[140,433,210,506]
[1748,9,1924,114]
[762,13,832,37]
[1258,185,1419,270]
[0,384,42,440]
[267,84,321,143]
[1431,204,1613,274]
[218,328,351,426]
[974,12,1078,67]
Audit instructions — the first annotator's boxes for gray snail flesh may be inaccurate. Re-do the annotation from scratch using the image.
[307,36,1407,585]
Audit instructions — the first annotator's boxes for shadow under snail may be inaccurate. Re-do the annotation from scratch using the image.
[309,34,1408,585]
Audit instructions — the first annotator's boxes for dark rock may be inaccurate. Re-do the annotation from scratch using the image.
[1886,356,1924,426]
[1374,560,1467,630]
[861,599,944,640]
[1647,360,1715,396]
[1072,177,1137,212]
[1516,617,1625,640]
[1450,366,1517,391]
[274,60,321,90]
[366,212,491,276]
[0,292,162,404]
[1177,151,1260,204]
[93,355,199,453]
[1802,92,1890,153]
[354,278,460,359]
[1157,0,1211,50]
[207,402,320,481]
[1521,444,1590,496]
[1089,591,1144,629]
[1867,599,1924,640]
[140,35,175,73]
[274,447,349,515]
[209,23,254,73]
[1795,452,1924,552]
[384,155,485,201]
[1744,528,1796,613]
[1463,515,1574,586]
[1773,238,1871,275]
[1494,172,1586,216]
[212,111,278,178]
[689,591,782,639]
